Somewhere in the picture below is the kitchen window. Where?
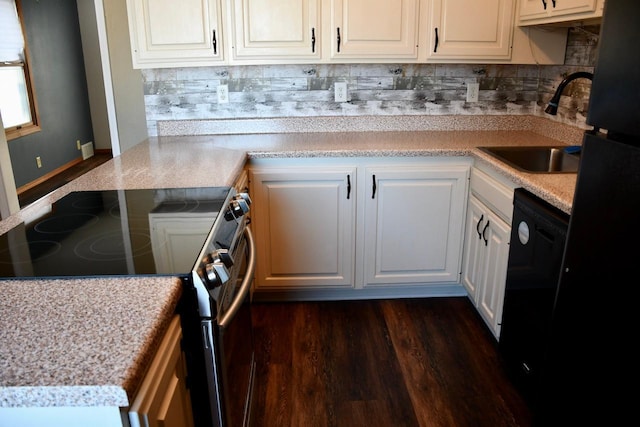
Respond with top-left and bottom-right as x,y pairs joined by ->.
0,0 -> 39,140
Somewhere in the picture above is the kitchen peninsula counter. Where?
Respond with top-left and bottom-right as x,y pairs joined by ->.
0,115 -> 582,411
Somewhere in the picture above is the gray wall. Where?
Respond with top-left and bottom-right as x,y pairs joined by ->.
142,27 -> 600,137
8,0 -> 94,189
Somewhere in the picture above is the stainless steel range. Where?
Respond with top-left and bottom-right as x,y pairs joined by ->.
0,186 -> 256,427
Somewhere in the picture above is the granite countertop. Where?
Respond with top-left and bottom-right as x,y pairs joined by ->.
0,115 -> 583,409
0,277 -> 182,408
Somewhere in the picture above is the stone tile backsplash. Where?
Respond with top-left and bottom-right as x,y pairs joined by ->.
142,27 -> 600,137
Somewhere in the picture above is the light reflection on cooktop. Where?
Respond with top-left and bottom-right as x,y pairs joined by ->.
0,187 -> 230,279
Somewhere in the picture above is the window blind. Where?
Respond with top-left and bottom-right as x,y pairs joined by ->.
0,0 -> 24,63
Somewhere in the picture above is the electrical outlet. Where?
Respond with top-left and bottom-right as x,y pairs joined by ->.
217,84 -> 229,104
466,83 -> 479,103
36,156 -> 42,168
76,140 -> 81,150
335,82 -> 347,102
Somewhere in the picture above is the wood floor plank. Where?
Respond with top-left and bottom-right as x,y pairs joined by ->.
319,300 -> 420,427
290,303 -> 329,427
381,298 -> 456,427
251,297 -> 533,427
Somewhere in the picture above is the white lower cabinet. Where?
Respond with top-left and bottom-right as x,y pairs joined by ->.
128,315 -> 194,427
462,195 -> 511,338
362,165 -> 469,287
249,164 -> 357,290
461,166 -> 516,339
248,157 -> 471,300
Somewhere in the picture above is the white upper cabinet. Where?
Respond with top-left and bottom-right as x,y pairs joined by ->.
329,0 -> 421,60
518,0 -> 604,25
230,0 -> 321,61
426,0 -> 516,61
126,0 -> 224,68
125,0 -> 569,66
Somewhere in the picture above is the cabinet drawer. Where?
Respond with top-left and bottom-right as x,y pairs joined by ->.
470,167 -> 516,223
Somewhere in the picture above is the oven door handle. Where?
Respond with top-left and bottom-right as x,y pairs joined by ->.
219,226 -> 256,328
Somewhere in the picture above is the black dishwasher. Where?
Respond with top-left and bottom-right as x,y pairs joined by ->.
498,188 -> 569,412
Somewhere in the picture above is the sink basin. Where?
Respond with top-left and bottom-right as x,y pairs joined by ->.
479,146 -> 580,173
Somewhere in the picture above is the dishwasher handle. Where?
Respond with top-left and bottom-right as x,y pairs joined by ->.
219,227 -> 256,328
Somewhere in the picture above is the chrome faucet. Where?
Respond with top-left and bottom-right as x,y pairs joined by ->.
544,71 -> 594,115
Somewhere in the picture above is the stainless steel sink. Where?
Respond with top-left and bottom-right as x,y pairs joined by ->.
479,146 -> 580,173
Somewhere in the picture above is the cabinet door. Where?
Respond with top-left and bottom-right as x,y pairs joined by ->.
231,0 -> 321,60
363,164 -> 469,286
126,0 -> 224,68
461,195 -> 486,302
249,167 -> 356,289
129,316 -> 195,427
519,0 -> 600,24
427,0 -> 515,60
475,203 -> 510,339
461,196 -> 510,339
330,0 -> 420,59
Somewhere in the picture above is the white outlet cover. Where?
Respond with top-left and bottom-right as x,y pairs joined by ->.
335,82 -> 347,102
466,83 -> 479,103
217,84 -> 229,104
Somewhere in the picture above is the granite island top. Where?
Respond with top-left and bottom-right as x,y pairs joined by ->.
0,116 -> 582,409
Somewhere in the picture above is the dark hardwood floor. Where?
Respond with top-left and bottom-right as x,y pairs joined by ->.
251,297 -> 533,427
17,152 -> 112,208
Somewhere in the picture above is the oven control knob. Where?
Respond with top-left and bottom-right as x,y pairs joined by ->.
205,261 -> 230,288
215,248 -> 234,268
236,192 -> 252,206
224,194 -> 251,220
203,249 -> 234,288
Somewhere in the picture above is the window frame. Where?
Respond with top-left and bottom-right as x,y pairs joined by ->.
2,0 -> 40,140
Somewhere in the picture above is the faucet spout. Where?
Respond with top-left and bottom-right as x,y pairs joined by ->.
544,71 -> 594,115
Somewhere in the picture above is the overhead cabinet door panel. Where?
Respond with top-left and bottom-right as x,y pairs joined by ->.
127,0 -> 224,67
428,0 -> 515,60
518,0 -> 600,24
231,0 -> 321,59
330,0 -> 420,59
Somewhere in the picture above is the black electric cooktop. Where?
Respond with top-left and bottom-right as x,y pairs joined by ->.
0,187 -> 231,280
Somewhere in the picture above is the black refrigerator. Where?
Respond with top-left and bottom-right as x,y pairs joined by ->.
537,0 -> 640,425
